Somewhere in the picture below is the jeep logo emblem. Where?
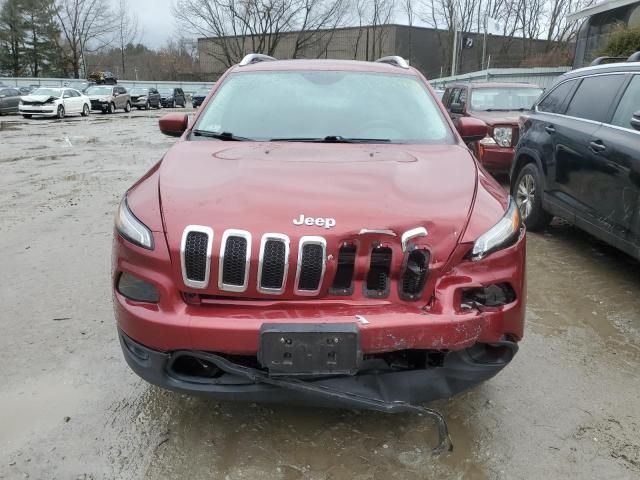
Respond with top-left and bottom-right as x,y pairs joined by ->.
293,214 -> 336,229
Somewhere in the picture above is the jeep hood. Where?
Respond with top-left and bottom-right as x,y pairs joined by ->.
158,141 -> 480,269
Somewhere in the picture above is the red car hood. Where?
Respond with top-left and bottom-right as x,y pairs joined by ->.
469,111 -> 521,127
159,141 -> 478,292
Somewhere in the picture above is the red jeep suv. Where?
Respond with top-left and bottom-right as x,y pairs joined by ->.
113,55 -> 525,413
442,82 -> 543,173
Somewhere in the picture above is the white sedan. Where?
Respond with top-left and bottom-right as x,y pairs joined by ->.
19,87 -> 91,119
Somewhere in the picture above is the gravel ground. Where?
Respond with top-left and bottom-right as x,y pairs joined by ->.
0,109 -> 639,480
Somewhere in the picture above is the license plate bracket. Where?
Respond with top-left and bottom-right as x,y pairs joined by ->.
258,323 -> 361,376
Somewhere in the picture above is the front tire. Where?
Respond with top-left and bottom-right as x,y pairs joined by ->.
125,101 -> 131,113
57,105 -> 65,119
108,102 -> 115,114
171,99 -> 176,108
513,163 -> 552,231
81,104 -> 90,117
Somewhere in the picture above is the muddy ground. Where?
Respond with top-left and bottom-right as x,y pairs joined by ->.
0,109 -> 639,480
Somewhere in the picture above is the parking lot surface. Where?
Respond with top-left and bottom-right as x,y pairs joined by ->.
1,110 -> 639,480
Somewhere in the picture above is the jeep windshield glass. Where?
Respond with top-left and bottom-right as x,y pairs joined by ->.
86,86 -> 113,95
470,87 -> 543,112
194,71 -> 453,144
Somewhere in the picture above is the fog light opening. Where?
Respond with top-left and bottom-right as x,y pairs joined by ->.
461,283 -> 516,310
171,355 -> 222,380
117,272 -> 160,303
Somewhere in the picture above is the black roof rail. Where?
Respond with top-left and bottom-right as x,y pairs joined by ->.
589,56 -> 626,66
239,53 -> 277,67
375,56 -> 410,69
627,51 -> 640,62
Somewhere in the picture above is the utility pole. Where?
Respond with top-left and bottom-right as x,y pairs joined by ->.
451,8 -> 458,76
482,15 -> 487,70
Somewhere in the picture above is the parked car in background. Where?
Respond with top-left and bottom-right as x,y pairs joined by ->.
443,83 -> 542,173
113,54 -> 525,421
159,87 -> 186,108
512,59 -> 640,260
85,85 -> 131,113
129,87 -> 161,110
191,87 -> 211,108
433,88 -> 445,100
0,87 -> 22,114
19,87 -> 90,119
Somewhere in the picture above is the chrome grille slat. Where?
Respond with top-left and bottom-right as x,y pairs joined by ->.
295,236 -> 326,296
257,233 -> 290,294
181,225 -> 214,289
218,229 -> 252,292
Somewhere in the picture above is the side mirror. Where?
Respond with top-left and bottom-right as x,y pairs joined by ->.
159,113 -> 188,137
456,117 -> 488,143
450,102 -> 464,114
631,111 -> 640,131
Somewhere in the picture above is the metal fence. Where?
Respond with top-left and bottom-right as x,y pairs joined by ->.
430,66 -> 572,90
0,77 -> 215,96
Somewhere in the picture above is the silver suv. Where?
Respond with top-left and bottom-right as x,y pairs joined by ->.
85,85 -> 131,114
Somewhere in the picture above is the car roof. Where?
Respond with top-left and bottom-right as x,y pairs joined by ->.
230,59 -> 418,76
561,61 -> 640,79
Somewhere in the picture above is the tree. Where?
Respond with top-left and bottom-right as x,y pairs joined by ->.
114,0 -> 138,76
21,0 -> 62,77
54,0 -> 115,78
0,0 -> 25,76
291,0 -> 348,59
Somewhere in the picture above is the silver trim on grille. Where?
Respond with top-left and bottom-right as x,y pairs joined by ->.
294,236 -> 327,296
180,225 -> 214,289
257,233 -> 290,295
218,229 -> 252,293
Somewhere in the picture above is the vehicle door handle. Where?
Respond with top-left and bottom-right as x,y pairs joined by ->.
544,125 -> 555,134
589,140 -> 607,153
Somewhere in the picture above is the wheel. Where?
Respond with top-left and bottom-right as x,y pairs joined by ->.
145,100 -> 150,110
108,102 -> 115,114
512,163 -> 552,231
22,114 -> 32,119
57,105 -> 65,119
171,99 -> 176,108
156,99 -> 162,109
124,101 -> 131,113
81,104 -> 90,117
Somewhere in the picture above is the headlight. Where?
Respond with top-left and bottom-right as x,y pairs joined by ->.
493,127 -> 512,147
19,100 -> 23,106
468,197 -> 521,261
115,197 -> 154,249
138,96 -> 147,101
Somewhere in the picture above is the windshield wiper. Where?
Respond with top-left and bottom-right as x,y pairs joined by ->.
271,135 -> 391,143
192,130 -> 253,141
483,108 -> 529,112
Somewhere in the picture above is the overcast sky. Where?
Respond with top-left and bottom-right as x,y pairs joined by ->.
129,0 -> 176,48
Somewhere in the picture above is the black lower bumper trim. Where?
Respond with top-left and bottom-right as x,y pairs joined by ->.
118,330 -> 517,408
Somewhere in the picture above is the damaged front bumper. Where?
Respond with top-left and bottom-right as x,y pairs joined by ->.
119,329 -> 517,407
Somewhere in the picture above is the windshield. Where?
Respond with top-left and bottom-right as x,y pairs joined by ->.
86,86 -> 113,95
194,71 -> 452,143
470,87 -> 543,111
130,88 -> 148,95
159,89 -> 173,95
32,88 -> 62,97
